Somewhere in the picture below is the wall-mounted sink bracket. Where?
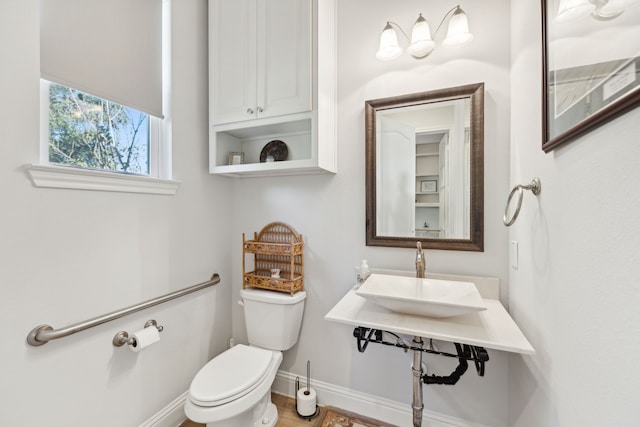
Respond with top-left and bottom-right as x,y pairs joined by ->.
353,327 -> 489,382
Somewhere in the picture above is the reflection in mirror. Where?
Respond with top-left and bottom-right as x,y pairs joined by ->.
541,0 -> 640,151
366,83 -> 484,251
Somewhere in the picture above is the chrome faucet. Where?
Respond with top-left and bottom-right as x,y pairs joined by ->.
416,242 -> 425,278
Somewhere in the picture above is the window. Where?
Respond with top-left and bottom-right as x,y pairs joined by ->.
45,81 -> 152,175
29,0 -> 177,195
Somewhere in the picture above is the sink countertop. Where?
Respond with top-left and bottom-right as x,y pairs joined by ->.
325,288 -> 535,355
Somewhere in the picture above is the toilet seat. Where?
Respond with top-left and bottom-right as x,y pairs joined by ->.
189,344 -> 273,407
185,348 -> 282,424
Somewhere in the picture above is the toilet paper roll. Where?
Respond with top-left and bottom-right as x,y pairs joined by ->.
296,388 -> 317,417
129,326 -> 160,352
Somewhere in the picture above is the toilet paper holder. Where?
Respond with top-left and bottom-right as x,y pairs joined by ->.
295,360 -> 319,419
113,319 -> 164,347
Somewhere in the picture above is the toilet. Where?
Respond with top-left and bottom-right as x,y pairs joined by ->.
184,288 -> 307,427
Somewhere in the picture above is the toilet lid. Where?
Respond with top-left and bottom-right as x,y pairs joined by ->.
189,344 -> 273,407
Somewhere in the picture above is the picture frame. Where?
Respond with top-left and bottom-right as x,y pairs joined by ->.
228,152 -> 244,165
541,0 -> 640,152
420,179 -> 437,193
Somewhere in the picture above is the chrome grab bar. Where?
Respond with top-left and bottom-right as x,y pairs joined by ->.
503,178 -> 541,227
27,273 -> 220,346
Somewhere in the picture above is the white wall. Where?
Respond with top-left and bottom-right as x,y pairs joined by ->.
8,1 -> 619,426
231,1 -> 514,425
509,1 -> 640,426
0,1 -> 232,426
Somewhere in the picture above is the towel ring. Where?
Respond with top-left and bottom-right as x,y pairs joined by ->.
503,178 -> 541,227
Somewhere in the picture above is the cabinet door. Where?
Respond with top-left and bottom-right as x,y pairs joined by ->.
256,0 -> 311,119
209,0 -> 257,125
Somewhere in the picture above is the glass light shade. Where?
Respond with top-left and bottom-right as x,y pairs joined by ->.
376,23 -> 402,61
598,0 -> 639,15
442,7 -> 474,46
555,0 -> 595,22
407,14 -> 436,58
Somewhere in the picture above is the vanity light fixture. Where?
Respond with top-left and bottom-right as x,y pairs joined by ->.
376,5 -> 473,61
555,0 -> 640,22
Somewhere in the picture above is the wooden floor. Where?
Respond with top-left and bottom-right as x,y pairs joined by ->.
180,392 -> 328,427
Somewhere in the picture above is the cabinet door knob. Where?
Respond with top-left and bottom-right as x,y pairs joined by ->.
246,108 -> 254,115
257,106 -> 264,113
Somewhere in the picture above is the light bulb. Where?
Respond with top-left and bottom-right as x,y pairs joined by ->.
443,7 -> 474,47
407,14 -> 436,58
376,22 -> 402,61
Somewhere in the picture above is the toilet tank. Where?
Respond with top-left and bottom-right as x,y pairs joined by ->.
240,288 -> 306,351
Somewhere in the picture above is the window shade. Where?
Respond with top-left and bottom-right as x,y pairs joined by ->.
40,0 -> 163,118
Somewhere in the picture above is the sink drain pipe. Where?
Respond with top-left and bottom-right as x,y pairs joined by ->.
411,336 -> 424,427
352,327 -> 488,427
412,340 -> 478,426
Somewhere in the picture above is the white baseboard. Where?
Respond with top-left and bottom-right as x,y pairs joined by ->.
272,370 -> 482,427
139,390 -> 188,427
140,370 -> 487,427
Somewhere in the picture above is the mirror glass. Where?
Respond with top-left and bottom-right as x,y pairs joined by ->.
365,83 -> 484,251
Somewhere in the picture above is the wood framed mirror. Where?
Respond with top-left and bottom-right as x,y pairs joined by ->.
365,83 -> 484,251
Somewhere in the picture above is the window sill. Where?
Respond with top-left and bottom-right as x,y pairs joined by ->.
25,164 -> 180,195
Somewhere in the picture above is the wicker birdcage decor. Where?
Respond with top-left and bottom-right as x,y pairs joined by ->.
242,222 -> 304,295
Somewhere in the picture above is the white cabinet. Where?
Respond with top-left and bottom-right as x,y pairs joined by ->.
209,0 -> 311,125
208,0 -> 336,177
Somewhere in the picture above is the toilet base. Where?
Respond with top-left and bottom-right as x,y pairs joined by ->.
204,393 -> 278,427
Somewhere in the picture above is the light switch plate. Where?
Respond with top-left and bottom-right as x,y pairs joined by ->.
510,240 -> 518,269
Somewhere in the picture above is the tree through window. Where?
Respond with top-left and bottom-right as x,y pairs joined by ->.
47,82 -> 150,175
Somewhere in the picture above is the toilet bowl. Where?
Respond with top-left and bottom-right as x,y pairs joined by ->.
185,288 -> 306,427
184,344 -> 282,427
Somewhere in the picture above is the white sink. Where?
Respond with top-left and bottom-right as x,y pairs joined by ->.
355,273 -> 487,318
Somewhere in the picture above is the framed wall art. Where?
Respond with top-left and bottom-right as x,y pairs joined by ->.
420,179 -> 438,193
541,0 -> 640,152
